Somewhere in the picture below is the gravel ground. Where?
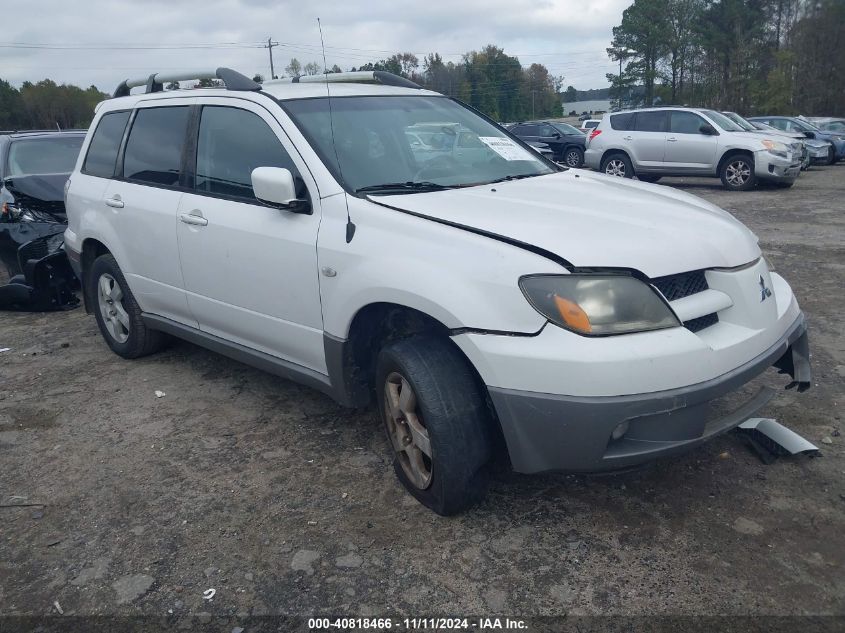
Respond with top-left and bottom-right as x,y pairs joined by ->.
1,165 -> 843,624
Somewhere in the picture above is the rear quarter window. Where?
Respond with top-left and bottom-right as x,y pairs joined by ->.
610,113 -> 634,131
82,111 -> 131,178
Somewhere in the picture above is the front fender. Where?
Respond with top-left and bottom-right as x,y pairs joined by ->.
317,194 -> 561,339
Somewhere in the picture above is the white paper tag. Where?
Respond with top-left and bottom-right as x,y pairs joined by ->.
479,136 -> 536,161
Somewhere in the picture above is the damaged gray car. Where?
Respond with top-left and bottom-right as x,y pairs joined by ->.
0,130 -> 83,310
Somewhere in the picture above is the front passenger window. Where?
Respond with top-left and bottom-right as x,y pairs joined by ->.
195,106 -> 304,201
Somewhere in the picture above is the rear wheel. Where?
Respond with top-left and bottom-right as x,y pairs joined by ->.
720,154 -> 757,191
90,254 -> 167,359
376,335 -> 493,516
601,153 -> 633,178
563,146 -> 584,168
826,146 -> 836,165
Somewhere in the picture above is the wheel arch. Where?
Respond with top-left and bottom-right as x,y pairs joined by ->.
81,237 -> 112,313
717,148 -> 755,177
600,148 -> 633,170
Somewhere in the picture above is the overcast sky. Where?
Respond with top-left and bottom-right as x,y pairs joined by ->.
2,0 -> 630,93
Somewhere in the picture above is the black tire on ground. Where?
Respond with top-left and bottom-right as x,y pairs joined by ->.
89,254 -> 167,359
637,174 -> 662,183
719,153 -> 757,191
375,334 -> 493,516
563,146 -> 584,168
601,152 -> 634,178
826,146 -> 836,165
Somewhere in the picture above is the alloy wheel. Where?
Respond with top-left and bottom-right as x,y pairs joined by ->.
726,160 -> 751,187
97,273 -> 130,343
565,150 -> 581,167
383,372 -> 433,490
605,159 -> 626,177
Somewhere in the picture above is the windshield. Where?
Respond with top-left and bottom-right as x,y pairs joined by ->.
552,122 -> 583,135
722,112 -> 756,132
791,118 -> 821,132
701,110 -> 744,132
6,137 -> 83,177
283,95 -> 554,193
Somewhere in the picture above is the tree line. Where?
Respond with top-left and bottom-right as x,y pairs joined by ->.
285,45 -> 564,121
0,79 -> 106,130
607,0 -> 845,115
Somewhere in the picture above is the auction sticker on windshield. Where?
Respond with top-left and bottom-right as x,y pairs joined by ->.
479,137 -> 536,161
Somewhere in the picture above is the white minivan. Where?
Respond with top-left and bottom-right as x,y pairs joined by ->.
64,69 -> 811,515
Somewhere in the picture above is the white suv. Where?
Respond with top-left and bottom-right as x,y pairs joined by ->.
584,107 -> 803,190
64,69 -> 811,515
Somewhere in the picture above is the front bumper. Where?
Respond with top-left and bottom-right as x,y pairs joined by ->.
755,152 -> 801,182
487,314 -> 810,474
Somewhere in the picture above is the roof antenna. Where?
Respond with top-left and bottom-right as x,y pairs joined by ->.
318,17 -> 355,243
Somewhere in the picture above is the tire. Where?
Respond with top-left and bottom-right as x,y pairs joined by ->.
826,146 -> 836,165
719,154 -> 757,191
637,174 -> 662,183
375,334 -> 493,516
563,146 -> 584,168
89,254 -> 167,359
601,152 -> 634,178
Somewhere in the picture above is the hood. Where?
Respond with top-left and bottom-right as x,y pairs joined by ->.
374,171 -> 760,278
3,174 -> 69,221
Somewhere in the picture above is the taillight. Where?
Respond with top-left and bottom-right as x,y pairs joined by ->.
589,129 -> 602,142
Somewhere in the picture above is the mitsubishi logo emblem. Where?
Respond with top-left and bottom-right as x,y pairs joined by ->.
759,275 -> 772,302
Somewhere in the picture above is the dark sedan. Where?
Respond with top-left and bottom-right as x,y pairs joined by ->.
507,120 -> 586,167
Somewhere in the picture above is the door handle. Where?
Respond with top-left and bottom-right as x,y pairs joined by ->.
180,211 -> 208,226
623,135 -> 633,141
104,195 -> 124,208
667,137 -> 678,142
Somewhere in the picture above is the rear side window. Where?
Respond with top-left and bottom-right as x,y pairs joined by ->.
670,111 -> 706,134
122,106 -> 190,186
610,113 -> 634,130
82,111 -> 130,178
634,111 -> 668,132
195,106 -> 304,201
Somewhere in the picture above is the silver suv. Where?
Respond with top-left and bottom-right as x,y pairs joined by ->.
584,107 -> 802,191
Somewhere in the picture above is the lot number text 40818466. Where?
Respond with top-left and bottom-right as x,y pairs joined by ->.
308,617 -> 528,630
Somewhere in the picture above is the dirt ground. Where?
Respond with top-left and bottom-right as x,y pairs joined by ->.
1,165 -> 843,624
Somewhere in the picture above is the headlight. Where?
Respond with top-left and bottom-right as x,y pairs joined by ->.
1,201 -> 22,221
519,274 -> 680,336
761,139 -> 788,158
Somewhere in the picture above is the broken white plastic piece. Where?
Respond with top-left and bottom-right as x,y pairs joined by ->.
154,390 -> 166,398
738,418 -> 819,455
203,588 -> 216,600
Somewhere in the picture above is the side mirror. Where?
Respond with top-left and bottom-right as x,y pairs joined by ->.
251,167 -> 311,214
699,123 -> 718,136
552,132 -> 562,139
804,131 -> 815,139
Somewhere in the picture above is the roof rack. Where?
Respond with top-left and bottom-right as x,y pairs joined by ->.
113,67 -> 261,98
264,70 -> 421,90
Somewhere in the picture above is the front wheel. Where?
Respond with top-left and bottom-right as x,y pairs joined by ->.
601,153 -> 634,178
826,146 -> 837,165
563,146 -> 584,168
720,154 -> 757,191
376,335 -> 493,516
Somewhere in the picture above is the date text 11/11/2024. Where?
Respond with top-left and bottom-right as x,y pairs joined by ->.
308,617 -> 529,630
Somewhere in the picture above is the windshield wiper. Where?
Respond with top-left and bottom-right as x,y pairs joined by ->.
485,173 -> 541,185
355,181 -> 452,195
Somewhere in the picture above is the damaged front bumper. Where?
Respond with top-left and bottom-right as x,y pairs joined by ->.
488,314 -> 811,474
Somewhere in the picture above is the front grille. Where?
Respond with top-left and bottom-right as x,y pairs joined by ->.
18,239 -> 49,264
684,312 -> 719,333
652,270 -> 708,302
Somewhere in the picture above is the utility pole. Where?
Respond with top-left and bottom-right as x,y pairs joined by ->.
532,90 -> 535,119
264,38 -> 279,79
